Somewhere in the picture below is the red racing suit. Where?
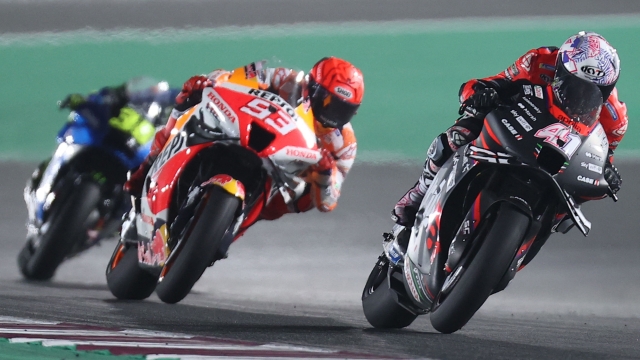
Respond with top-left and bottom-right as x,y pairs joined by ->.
459,46 -> 628,154
146,66 -> 357,230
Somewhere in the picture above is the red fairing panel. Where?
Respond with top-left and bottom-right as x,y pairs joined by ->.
147,143 -> 210,216
214,85 -> 316,156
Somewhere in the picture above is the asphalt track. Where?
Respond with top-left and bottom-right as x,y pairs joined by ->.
1,1 -> 640,359
1,160 -> 640,359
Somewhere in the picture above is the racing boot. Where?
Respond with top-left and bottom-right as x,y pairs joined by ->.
391,131 -> 460,226
383,224 -> 411,265
120,208 -> 138,243
391,158 -> 438,226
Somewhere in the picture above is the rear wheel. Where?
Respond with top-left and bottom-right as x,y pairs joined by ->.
106,243 -> 159,300
155,187 -> 240,304
362,254 -> 419,328
429,202 -> 530,333
18,181 -> 101,281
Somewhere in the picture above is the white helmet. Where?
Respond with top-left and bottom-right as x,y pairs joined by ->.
556,31 -> 620,100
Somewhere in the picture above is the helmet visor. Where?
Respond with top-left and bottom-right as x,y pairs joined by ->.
553,63 -> 603,127
309,84 -> 359,129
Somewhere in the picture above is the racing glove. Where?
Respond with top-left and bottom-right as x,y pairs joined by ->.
604,161 -> 622,195
59,93 -> 86,110
458,88 -> 499,117
175,75 -> 212,112
313,148 -> 336,175
124,159 -> 153,198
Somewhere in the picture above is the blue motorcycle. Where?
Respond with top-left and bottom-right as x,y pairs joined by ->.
19,78 -> 177,280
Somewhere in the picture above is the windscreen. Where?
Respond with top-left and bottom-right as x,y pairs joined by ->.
552,63 -> 603,127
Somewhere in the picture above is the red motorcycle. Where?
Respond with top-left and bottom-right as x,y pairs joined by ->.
106,68 -> 320,304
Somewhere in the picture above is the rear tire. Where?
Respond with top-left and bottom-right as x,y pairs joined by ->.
18,181 -> 101,281
362,255 -> 419,328
429,203 -> 530,333
106,243 -> 159,300
155,187 -> 240,304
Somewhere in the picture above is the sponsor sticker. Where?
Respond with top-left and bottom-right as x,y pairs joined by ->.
523,85 -> 532,95
515,116 -> 533,132
501,118 -> 521,139
207,91 -> 238,123
585,151 -> 603,162
588,163 -> 603,174
285,146 -> 319,160
581,65 -> 605,80
244,63 -> 258,79
509,63 -> 520,77
577,175 -> 599,186
404,260 -> 421,302
522,97 -> 542,114
334,86 -> 353,99
580,162 -> 602,174
540,63 -> 556,71
534,85 -> 544,99
605,102 -> 619,121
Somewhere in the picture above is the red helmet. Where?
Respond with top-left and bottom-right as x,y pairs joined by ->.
307,57 -> 364,129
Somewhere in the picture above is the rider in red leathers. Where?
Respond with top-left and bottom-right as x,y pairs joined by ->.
392,31 -> 627,227
123,57 -> 364,238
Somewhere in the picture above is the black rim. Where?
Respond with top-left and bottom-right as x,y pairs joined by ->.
431,211 -> 495,312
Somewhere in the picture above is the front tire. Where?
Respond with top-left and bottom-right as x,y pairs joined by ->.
106,243 -> 159,300
362,254 -> 419,328
429,202 -> 530,333
155,187 -> 240,304
18,181 -> 101,281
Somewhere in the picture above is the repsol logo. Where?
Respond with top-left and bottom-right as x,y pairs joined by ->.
581,65 -> 605,79
335,86 -> 353,99
247,88 -> 296,117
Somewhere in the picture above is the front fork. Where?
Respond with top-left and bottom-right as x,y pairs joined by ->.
133,174 -> 247,274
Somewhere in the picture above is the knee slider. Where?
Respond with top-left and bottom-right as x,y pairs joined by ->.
427,133 -> 453,168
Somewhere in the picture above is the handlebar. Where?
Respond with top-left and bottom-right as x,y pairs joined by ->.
608,186 -> 618,202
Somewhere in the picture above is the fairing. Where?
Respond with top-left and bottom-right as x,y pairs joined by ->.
401,81 -> 609,310
136,81 -> 320,268
25,109 -> 151,226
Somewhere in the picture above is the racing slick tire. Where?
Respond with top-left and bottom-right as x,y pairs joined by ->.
429,202 -> 530,334
18,181 -> 101,281
362,254 -> 419,328
155,186 -> 240,304
106,242 -> 159,300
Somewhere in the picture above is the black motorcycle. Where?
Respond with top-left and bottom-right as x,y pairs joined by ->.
362,81 -> 616,333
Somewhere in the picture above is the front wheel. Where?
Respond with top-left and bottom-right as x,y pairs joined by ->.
429,202 -> 530,334
362,254 -> 419,328
18,181 -> 101,280
155,187 -> 240,304
106,243 -> 159,300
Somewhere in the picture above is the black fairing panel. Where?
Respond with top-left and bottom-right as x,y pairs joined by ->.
481,87 -> 608,200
